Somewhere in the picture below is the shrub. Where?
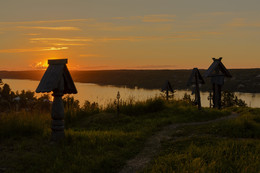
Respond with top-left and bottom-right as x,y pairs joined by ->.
105,98 -> 166,116
221,91 -> 247,108
82,101 -> 100,114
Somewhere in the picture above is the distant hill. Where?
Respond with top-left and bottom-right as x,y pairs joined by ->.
0,69 -> 260,93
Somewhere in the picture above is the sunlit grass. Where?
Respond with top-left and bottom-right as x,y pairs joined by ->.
0,111 -> 50,139
143,137 -> 260,173
0,98 -> 248,173
142,107 -> 260,173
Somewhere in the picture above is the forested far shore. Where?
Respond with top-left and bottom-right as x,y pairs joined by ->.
0,69 -> 260,93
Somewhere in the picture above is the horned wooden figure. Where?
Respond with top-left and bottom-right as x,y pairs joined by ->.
187,68 -> 205,110
161,80 -> 174,101
36,59 -> 77,141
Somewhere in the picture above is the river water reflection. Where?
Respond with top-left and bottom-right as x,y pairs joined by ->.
3,79 -> 260,108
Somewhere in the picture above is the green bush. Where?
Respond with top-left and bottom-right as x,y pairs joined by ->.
222,91 -> 247,108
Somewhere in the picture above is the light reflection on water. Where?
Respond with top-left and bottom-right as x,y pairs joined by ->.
3,79 -> 260,108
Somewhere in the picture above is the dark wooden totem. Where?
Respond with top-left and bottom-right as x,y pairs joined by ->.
204,58 -> 232,109
36,59 -> 77,141
187,68 -> 205,110
161,80 -> 174,101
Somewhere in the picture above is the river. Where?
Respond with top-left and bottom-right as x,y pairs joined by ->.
3,79 -> 260,108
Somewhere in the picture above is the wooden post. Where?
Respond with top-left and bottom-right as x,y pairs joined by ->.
161,80 -> 174,101
187,68 -> 205,110
51,79 -> 65,141
212,84 -> 216,108
204,57 -> 232,109
117,91 -> 120,116
195,72 -> 202,110
215,84 -> 219,108
117,99 -> 119,116
166,89 -> 169,101
209,91 -> 212,108
36,59 -> 77,142
212,83 -> 222,109
51,92 -> 65,141
217,84 -> 222,109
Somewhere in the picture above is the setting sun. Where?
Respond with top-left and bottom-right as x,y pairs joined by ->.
34,60 -> 48,70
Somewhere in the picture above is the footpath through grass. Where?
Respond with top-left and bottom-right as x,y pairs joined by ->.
142,107 -> 260,173
0,99 -> 231,173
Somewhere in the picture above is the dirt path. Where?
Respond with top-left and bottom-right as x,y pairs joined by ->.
119,112 -> 239,173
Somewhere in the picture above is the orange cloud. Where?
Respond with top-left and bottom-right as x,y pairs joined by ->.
205,31 -> 223,35
52,43 -> 87,46
111,17 -> 127,20
111,14 -> 176,23
99,36 -> 145,42
0,19 -> 94,25
127,65 -> 178,69
0,47 -> 68,53
79,54 -> 101,57
18,26 -> 81,31
228,18 -> 247,27
209,12 -> 234,16
30,35 -> 201,44
228,18 -> 260,28
142,14 -> 176,23
24,33 -> 41,36
42,47 -> 68,51
86,22 -> 136,31
30,38 -> 93,42
195,12 -> 234,17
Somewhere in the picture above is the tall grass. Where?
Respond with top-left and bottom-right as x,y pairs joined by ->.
142,107 -> 260,173
0,98 -> 235,173
209,108 -> 260,138
143,137 -> 260,173
104,97 -> 165,116
41,129 -> 144,173
0,111 -> 50,139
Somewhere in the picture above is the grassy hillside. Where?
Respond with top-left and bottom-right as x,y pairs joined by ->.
142,107 -> 260,173
0,99 -> 259,172
1,69 -> 260,92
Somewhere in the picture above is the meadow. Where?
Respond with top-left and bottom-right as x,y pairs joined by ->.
0,92 -> 259,172
142,107 -> 260,173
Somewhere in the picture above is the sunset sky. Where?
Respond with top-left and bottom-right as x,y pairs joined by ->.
0,0 -> 260,70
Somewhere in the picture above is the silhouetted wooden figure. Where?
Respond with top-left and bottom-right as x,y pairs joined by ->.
161,80 -> 174,100
208,91 -> 213,108
116,91 -> 120,116
204,58 -> 232,109
187,68 -> 205,110
36,59 -> 77,141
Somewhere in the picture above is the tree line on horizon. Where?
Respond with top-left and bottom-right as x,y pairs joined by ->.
0,82 -> 246,114
0,69 -> 260,93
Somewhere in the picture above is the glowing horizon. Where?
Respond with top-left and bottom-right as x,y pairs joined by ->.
0,0 -> 260,71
